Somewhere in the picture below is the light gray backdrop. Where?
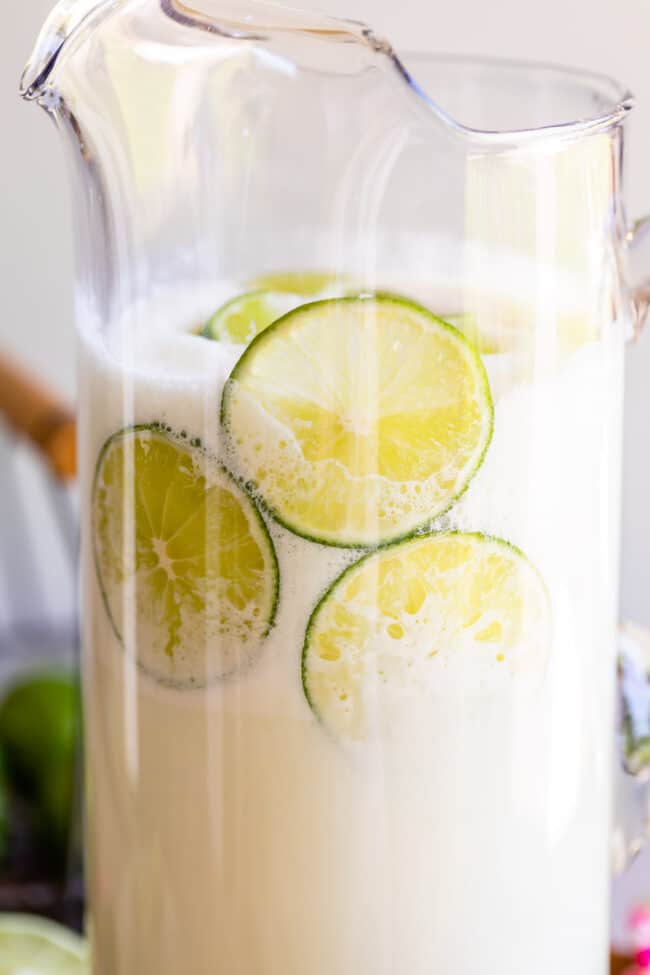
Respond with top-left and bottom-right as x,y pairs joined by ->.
3,0 -> 650,951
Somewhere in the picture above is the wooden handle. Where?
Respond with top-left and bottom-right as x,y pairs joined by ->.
0,352 -> 76,481
611,951 -> 633,974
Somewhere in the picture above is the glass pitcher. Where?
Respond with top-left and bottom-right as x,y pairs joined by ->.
21,1 -> 650,972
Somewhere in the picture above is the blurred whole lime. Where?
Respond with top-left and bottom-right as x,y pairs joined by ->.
0,671 -> 79,861
0,752 -> 8,864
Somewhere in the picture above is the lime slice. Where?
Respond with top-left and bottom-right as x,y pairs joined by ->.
222,295 -> 493,547
458,298 -> 596,357
203,290 -> 298,344
248,270 -> 345,296
0,914 -> 87,973
303,532 -> 550,739
93,426 -> 278,687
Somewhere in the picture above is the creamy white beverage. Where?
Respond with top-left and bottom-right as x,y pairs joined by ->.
79,270 -> 622,975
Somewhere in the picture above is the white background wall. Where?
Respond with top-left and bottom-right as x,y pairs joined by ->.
3,0 -> 650,950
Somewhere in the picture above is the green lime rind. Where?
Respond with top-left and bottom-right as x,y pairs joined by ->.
92,423 -> 279,688
0,913 -> 88,972
301,530 -> 550,736
202,290 -> 297,345
221,294 -> 494,549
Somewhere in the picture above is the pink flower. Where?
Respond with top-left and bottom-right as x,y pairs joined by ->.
625,905 -> 650,971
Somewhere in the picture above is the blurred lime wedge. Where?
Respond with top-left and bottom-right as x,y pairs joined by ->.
0,752 -> 8,865
203,290 -> 297,344
0,672 -> 78,859
0,914 -> 87,973
0,673 -> 77,791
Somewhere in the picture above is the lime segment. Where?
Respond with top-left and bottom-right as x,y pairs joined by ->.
222,295 -> 493,547
93,426 -> 278,686
0,914 -> 87,974
247,270 -> 346,296
203,290 -> 298,345
303,532 -> 550,739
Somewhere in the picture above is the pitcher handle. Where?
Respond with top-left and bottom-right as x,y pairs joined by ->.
613,214 -> 650,873
625,215 -> 650,339
614,622 -> 650,872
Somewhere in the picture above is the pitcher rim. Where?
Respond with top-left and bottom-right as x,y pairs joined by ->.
394,50 -> 634,144
21,0 -> 634,145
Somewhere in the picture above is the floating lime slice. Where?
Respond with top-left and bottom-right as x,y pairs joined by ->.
0,914 -> 87,974
203,290 -> 298,345
222,295 -> 493,547
93,426 -> 278,687
247,270 -> 346,296
450,300 -> 596,356
303,531 -> 550,739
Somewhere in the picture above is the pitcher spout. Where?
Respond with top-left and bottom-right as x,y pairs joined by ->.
20,0 -> 118,101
